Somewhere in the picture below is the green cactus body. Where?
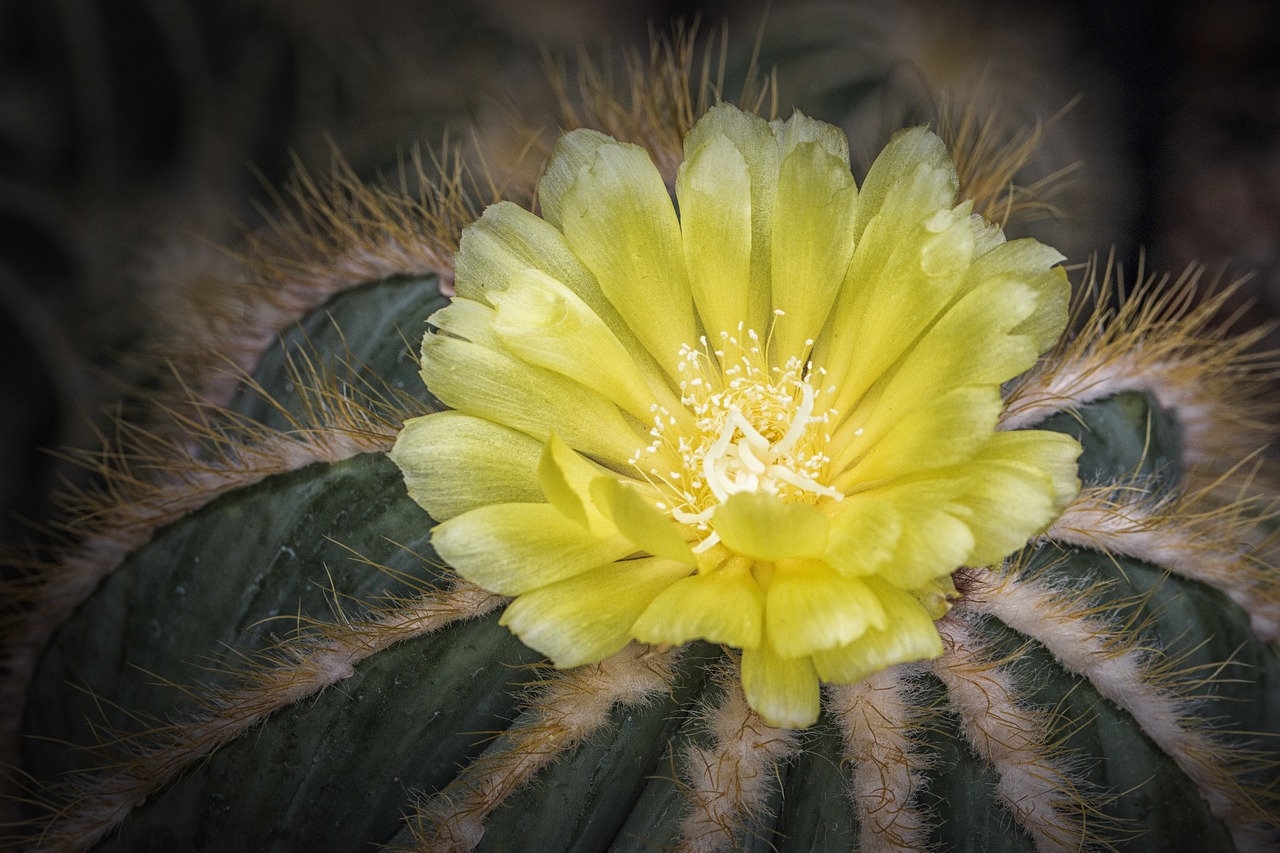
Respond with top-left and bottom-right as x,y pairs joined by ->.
6,30 -> 1280,851
13,262 -> 1280,851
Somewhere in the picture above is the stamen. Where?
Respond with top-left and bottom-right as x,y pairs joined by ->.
693,531 -> 722,554
634,330 -> 845,550
772,383 -> 815,456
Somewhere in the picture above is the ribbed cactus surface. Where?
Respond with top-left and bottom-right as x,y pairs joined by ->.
5,23 -> 1280,851
16,265 -> 1280,851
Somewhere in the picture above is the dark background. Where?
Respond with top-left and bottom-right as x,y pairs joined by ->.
1,0 -> 1277,548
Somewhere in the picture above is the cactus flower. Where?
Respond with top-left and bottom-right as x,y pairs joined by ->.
391,103 -> 1082,728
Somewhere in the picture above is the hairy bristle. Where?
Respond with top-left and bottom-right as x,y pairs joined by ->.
397,644 -> 677,852
547,22 -> 776,190
1049,485 -> 1280,642
933,613 -> 1106,851
1001,255 -> 1280,499
12,580 -> 502,852
676,668 -> 801,853
0,339 -> 432,799
131,142 -> 484,425
974,565 -> 1280,849
940,88 -> 1079,228
243,141 -> 487,292
827,666 -> 934,852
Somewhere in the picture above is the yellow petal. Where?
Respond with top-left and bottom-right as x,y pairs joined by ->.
769,139 -> 858,360
420,331 -> 657,470
966,238 -> 1069,354
764,559 -> 888,658
863,276 -> 1042,418
874,480 -> 976,587
536,128 -> 614,229
590,477 -> 697,565
958,430 -> 1081,566
500,557 -> 692,668
537,433 -> 617,537
815,129 -> 978,414
853,126 -> 958,238
891,509 -> 974,587
426,297 -> 502,348
676,131 -> 753,341
557,139 -> 699,376
712,491 -> 829,562
914,574 -> 960,620
490,269 -> 660,420
631,557 -> 764,648
432,503 -> 635,595
834,478 -> 974,587
740,638 -> 821,728
390,412 -> 543,521
454,200 -> 680,410
823,207 -> 984,412
833,386 -> 1002,487
683,103 -> 779,335
810,578 -> 944,683
455,200 -> 600,312
822,498 -> 902,576
772,109 -> 851,163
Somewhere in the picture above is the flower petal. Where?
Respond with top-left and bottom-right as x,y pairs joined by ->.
914,573 -> 960,620
740,638 -> 821,728
683,103 -> 780,335
420,331 -> 655,469
500,557 -> 692,668
432,503 -> 635,595
590,477 -> 697,565
810,578 -> 944,683
822,205 -> 986,414
676,130 -> 754,340
537,432 -> 617,536
966,238 -> 1069,354
772,109 -> 851,162
769,139 -> 858,359
455,200 -> 600,312
833,386 -> 1003,487
490,269 -> 661,420
822,498 -> 903,576
765,559 -> 888,658
864,276 -> 1042,417
853,126 -> 958,238
815,128 -> 983,413
427,296 -> 502,348
391,412 -> 544,521
712,491 -> 829,562
557,139 -> 699,376
892,513 -> 974,587
959,430 -> 1082,566
830,477 -> 974,588
536,128 -> 614,230
631,557 -> 763,648
454,200 -> 679,407
873,480 -> 976,587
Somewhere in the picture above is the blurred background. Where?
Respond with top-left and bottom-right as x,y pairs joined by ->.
1,0 -> 1277,548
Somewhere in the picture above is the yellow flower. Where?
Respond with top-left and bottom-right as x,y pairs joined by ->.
391,103 -> 1081,728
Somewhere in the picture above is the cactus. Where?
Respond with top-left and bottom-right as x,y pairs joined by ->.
5,28 -> 1280,853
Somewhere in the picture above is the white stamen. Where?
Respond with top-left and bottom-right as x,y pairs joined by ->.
692,531 -> 722,554
634,329 -> 844,552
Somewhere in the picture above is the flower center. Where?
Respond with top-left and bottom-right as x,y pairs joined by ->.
633,323 -> 842,551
